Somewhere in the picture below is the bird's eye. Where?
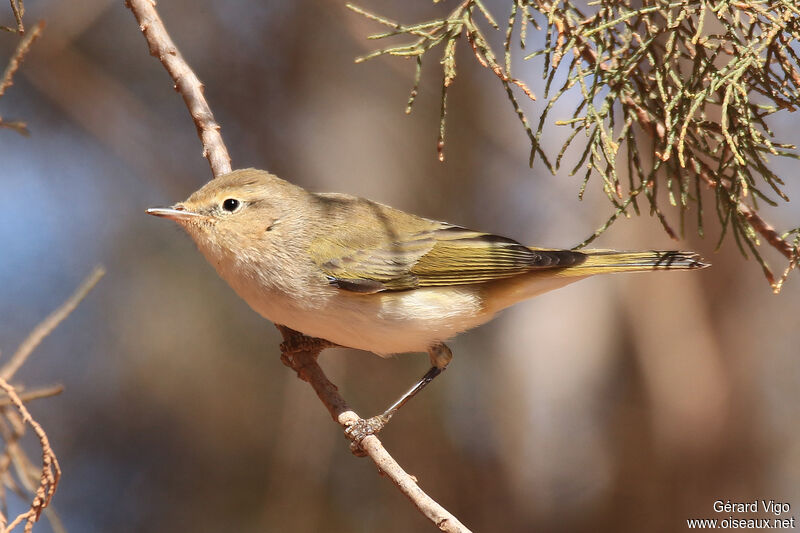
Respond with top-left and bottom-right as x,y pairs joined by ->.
222,198 -> 240,212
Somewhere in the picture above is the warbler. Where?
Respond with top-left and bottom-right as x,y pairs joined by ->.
148,168 -> 708,434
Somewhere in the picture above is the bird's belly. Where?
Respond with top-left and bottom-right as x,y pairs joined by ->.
243,286 -> 489,355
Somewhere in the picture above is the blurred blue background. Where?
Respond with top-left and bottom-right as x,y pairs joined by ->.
1,1 -> 798,531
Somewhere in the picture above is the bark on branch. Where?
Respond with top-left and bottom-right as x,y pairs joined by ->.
276,326 -> 471,533
126,0 -> 231,177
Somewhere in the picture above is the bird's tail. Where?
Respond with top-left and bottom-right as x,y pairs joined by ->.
562,249 -> 709,276
482,248 -> 709,315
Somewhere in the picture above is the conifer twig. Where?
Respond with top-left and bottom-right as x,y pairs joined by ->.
349,0 -> 800,291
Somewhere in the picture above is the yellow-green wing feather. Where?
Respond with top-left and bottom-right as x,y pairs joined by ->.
308,195 -> 440,291
308,195 -> 585,293
409,227 -> 584,286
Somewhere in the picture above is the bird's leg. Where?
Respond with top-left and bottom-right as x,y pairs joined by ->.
345,342 -> 453,443
276,325 -> 339,379
278,325 -> 337,355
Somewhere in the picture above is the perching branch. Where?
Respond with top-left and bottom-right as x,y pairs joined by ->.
125,3 -> 471,531
276,327 -> 471,533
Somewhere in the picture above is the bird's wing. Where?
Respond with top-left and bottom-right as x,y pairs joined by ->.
310,208 -> 585,293
311,221 -> 436,292
408,226 -> 584,286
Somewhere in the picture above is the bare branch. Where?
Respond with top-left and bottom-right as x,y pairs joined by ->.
126,0 -> 232,178
0,266 -> 105,381
0,18 -> 42,136
0,19 -> 41,98
10,0 -> 23,34
0,385 -> 64,409
276,327 -> 472,533
1,0 -> 24,34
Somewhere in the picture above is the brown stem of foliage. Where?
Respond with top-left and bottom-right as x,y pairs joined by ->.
126,0 -> 231,177
126,3 -> 470,530
737,203 -> 795,260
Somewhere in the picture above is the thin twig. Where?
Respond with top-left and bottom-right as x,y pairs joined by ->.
0,266 -> 105,381
125,0 -> 232,178
127,3 -> 470,530
0,118 -> 28,135
0,378 -> 60,533
276,326 -> 471,533
0,19 -> 43,98
0,385 -> 64,408
4,0 -> 24,34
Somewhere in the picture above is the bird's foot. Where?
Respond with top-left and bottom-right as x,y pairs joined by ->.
345,414 -> 390,455
277,326 -> 337,356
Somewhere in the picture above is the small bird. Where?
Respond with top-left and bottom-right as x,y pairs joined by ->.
148,168 -> 708,435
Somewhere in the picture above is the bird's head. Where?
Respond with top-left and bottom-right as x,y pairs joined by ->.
147,168 -> 306,265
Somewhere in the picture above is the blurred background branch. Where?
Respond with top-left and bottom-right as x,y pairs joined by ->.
0,268 -> 104,382
1,5 -> 92,530
0,376 -> 59,533
0,11 -> 42,136
0,266 -> 103,533
349,0 -> 800,291
0,0 -> 24,34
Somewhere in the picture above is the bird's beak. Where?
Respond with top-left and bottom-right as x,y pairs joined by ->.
146,205 -> 205,222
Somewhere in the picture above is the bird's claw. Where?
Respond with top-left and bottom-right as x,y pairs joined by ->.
345,415 -> 389,455
278,327 -> 336,355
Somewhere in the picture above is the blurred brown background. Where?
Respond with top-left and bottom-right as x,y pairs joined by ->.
1,1 -> 798,532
